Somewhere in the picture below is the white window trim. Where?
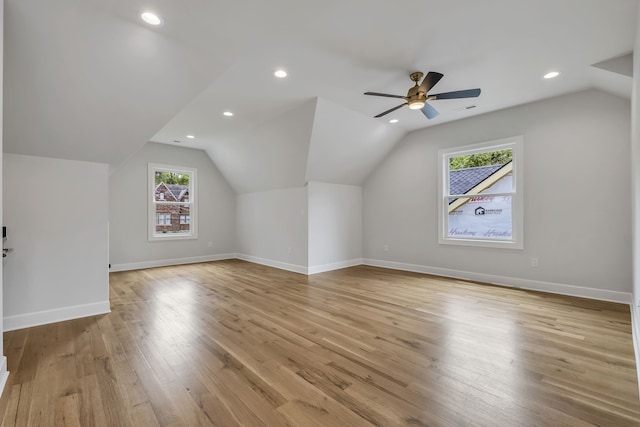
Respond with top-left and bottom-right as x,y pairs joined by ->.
437,136 -> 523,249
148,163 -> 198,241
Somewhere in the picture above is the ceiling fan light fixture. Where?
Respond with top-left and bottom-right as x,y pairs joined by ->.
408,101 -> 425,110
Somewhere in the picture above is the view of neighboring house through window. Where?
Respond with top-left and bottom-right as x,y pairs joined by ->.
148,163 -> 197,241
438,136 -> 523,249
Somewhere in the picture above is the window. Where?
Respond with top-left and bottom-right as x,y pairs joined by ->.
438,136 -> 523,249
149,163 -> 197,241
156,213 -> 171,225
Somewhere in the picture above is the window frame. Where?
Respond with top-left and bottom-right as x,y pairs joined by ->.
148,163 -> 198,241
437,136 -> 523,249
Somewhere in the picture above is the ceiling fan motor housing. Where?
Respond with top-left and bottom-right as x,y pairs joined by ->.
364,70 -> 481,119
407,85 -> 427,107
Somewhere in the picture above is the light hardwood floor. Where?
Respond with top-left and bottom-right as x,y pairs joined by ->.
1,260 -> 639,426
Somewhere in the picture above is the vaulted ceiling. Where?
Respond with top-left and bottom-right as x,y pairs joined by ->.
3,0 -> 637,193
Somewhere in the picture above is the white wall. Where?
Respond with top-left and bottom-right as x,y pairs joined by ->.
364,89 -> 632,302
308,182 -> 362,273
0,0 -> 7,396
237,187 -> 308,273
109,142 -> 236,270
3,154 -> 110,331
631,4 -> 640,381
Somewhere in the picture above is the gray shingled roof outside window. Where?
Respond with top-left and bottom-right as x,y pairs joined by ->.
166,184 -> 189,201
449,164 -> 507,196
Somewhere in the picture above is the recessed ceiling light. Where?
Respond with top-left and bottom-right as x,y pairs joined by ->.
389,119 -> 399,123
140,12 -> 163,26
223,111 -> 234,117
274,70 -> 288,78
544,71 -> 560,79
186,135 -> 195,139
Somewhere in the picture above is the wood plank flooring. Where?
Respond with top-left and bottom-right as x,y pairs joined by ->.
1,259 -> 639,426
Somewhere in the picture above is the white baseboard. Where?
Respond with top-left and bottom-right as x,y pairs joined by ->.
362,258 -> 633,304
631,301 -> 640,396
3,300 -> 111,332
0,356 -> 8,398
236,253 -> 308,275
236,254 -> 364,275
109,253 -> 236,272
308,258 -> 363,275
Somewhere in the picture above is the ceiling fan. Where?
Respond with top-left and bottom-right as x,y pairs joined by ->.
364,71 -> 481,119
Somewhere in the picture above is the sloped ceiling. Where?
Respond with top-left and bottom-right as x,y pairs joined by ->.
306,98 -> 406,185
204,99 -> 317,194
3,0 -> 236,166
589,53 -> 634,100
3,0 -> 638,193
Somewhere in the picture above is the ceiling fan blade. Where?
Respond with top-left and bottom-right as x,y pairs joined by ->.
374,103 -> 407,118
364,92 -> 407,99
431,88 -> 481,100
422,102 -> 440,119
419,72 -> 444,93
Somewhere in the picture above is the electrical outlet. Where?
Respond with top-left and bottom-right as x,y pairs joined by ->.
530,257 -> 539,267
383,244 -> 389,252
207,241 -> 213,248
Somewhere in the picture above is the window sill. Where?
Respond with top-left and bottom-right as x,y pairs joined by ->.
439,238 -> 523,250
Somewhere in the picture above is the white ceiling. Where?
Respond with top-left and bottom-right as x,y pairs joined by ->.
3,0 -> 637,192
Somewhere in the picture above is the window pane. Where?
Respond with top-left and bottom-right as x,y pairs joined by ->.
447,196 -> 513,240
439,136 -> 522,248
449,148 -> 512,171
448,149 -> 513,195
154,171 -> 191,202
155,204 -> 191,235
